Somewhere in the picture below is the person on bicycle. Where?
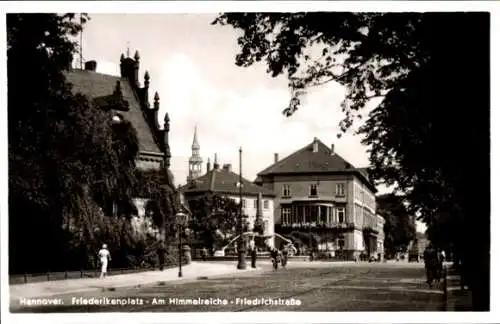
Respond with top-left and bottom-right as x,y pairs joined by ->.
270,247 -> 280,270
280,243 -> 290,268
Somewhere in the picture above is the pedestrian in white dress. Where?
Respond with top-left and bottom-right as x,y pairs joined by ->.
98,244 -> 111,279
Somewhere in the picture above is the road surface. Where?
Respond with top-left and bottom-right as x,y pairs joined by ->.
12,262 -> 445,312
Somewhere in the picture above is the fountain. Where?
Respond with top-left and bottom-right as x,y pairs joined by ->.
213,232 -> 297,257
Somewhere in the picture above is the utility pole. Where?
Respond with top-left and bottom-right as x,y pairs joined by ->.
309,223 -> 313,261
237,147 -> 247,269
79,13 -> 84,69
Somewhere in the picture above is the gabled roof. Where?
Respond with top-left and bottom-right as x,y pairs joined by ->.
180,168 -> 275,197
257,139 -> 354,175
65,69 -> 162,154
257,138 -> 376,192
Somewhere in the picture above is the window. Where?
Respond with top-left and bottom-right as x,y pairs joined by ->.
253,199 -> 258,209
336,183 -> 345,196
242,199 -> 246,208
338,238 -> 345,249
281,206 -> 291,224
337,207 -> 345,223
282,184 -> 291,197
309,184 -> 318,196
263,200 -> 269,210
320,206 -> 328,223
291,206 -> 298,224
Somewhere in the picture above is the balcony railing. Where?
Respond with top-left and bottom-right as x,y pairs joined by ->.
279,222 -> 354,229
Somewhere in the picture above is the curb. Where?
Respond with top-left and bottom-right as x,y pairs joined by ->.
11,265 -> 268,299
443,266 -> 472,311
101,267 -> 265,291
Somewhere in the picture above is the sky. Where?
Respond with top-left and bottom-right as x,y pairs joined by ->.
77,13 -> 425,232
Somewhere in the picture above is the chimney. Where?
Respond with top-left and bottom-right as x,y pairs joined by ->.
206,158 -> 211,173
222,163 -> 232,172
213,153 -> 220,170
312,137 -> 319,153
84,60 -> 97,72
274,153 -> 279,164
330,144 -> 335,156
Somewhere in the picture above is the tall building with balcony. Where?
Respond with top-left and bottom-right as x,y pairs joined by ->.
255,137 -> 379,260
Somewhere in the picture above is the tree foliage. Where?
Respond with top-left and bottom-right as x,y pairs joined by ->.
7,13 -> 147,273
136,169 -> 178,242
187,193 -> 239,253
376,194 -> 416,257
214,12 -> 489,310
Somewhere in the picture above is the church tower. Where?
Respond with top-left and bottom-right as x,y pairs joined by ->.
187,126 -> 203,182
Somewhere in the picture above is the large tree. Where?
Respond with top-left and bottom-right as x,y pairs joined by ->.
8,14 -> 141,273
213,12 -> 489,310
137,169 -> 178,243
376,194 -> 416,258
187,193 -> 239,254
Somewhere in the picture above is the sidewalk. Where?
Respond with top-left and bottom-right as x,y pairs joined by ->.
10,261 -> 264,301
444,266 -> 473,311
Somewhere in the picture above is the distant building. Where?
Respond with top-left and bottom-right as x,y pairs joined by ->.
180,155 -> 276,248
408,232 -> 429,261
376,214 -> 385,260
65,50 -> 175,234
255,137 -> 380,260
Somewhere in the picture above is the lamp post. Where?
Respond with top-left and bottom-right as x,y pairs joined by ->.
176,212 -> 188,277
237,147 -> 247,270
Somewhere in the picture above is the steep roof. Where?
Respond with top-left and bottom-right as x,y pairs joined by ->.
65,69 -> 162,154
180,168 -> 275,197
257,138 -> 375,192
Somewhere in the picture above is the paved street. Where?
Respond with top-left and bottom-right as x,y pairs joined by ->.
11,261 -> 446,312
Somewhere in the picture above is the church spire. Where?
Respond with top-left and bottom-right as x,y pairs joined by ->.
187,125 -> 203,182
192,125 -> 200,150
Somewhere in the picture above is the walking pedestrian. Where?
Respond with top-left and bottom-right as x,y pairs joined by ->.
436,249 -> 446,279
157,241 -> 166,271
270,247 -> 280,270
98,244 -> 111,279
423,243 -> 438,287
201,247 -> 208,261
250,240 -> 257,268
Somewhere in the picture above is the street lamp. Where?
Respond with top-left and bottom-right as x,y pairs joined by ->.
237,147 -> 247,270
176,212 -> 188,277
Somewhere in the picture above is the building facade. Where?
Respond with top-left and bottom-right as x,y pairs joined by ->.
180,158 -> 276,248
255,137 -> 380,260
65,50 -> 176,233
376,214 -> 385,260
